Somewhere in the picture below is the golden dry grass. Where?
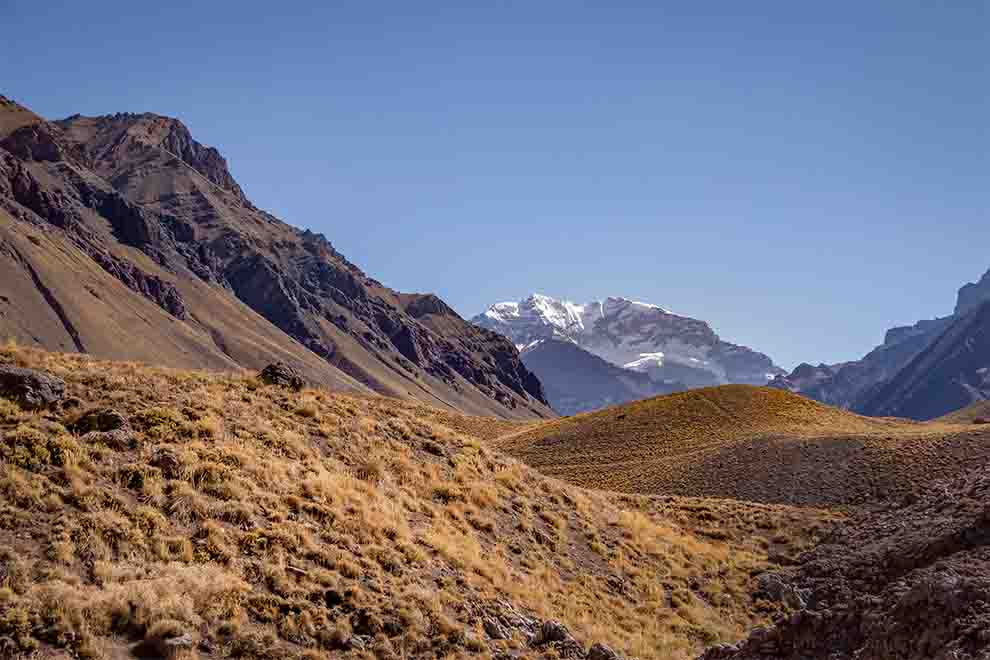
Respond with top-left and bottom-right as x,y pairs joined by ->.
497,385 -> 990,506
938,399 -> 990,424
0,345 -> 838,659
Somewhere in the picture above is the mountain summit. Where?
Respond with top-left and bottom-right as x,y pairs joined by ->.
472,293 -> 782,413
0,96 -> 549,418
475,293 -> 782,387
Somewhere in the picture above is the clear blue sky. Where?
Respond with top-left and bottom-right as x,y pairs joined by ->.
5,1 -> 987,369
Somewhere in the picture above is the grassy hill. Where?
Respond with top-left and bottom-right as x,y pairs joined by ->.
938,399 -> 990,424
0,345 -> 839,659
497,385 -> 990,506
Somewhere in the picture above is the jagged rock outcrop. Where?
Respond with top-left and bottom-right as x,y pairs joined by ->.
957,268 -> 990,316
0,96 -> 550,419
699,461 -> 990,660
0,366 -> 65,409
259,362 -> 306,391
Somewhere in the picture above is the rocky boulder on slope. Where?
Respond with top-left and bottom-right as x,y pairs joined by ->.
0,366 -> 65,409
700,461 -> 990,660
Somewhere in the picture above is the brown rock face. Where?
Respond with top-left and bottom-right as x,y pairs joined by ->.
259,362 -> 306,391
700,461 -> 990,660
0,366 -> 66,409
0,97 -> 549,418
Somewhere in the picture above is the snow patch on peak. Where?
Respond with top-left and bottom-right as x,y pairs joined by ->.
484,301 -> 520,322
603,296 -> 672,315
623,352 -> 665,371
517,339 -> 545,354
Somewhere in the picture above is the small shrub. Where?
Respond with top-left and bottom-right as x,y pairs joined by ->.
0,398 -> 21,423
432,482 -> 464,504
133,407 -> 183,439
295,401 -> 319,419
354,458 -> 385,483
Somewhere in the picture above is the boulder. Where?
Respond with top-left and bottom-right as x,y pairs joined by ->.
150,447 -> 182,479
259,362 -> 305,391
533,620 -> 570,645
588,643 -> 624,660
756,572 -> 808,610
0,366 -> 66,409
82,429 -> 137,451
482,616 -> 511,640
71,408 -> 128,433
134,630 -> 196,659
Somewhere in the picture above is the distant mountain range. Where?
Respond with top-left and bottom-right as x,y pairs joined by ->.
0,95 -> 550,419
3,93 -> 986,425
472,294 -> 783,414
770,268 -> 990,420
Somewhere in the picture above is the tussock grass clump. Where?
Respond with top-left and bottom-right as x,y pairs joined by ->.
0,346 -> 838,659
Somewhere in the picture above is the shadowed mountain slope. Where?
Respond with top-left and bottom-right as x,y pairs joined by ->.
859,301 -> 990,420
0,95 -> 549,418
771,267 -> 990,415
519,339 -> 685,415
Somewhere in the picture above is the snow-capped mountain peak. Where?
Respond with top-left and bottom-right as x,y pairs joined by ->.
485,293 -> 591,338
473,293 -> 783,388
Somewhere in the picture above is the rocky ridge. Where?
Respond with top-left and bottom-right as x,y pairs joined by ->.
770,267 -> 990,417
859,300 -> 990,420
0,95 -> 548,418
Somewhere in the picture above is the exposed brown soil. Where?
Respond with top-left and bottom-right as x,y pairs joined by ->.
497,385 -> 990,506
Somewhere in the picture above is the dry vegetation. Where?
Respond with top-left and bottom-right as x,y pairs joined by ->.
938,399 -> 990,424
0,345 -> 839,659
497,385 -> 990,506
